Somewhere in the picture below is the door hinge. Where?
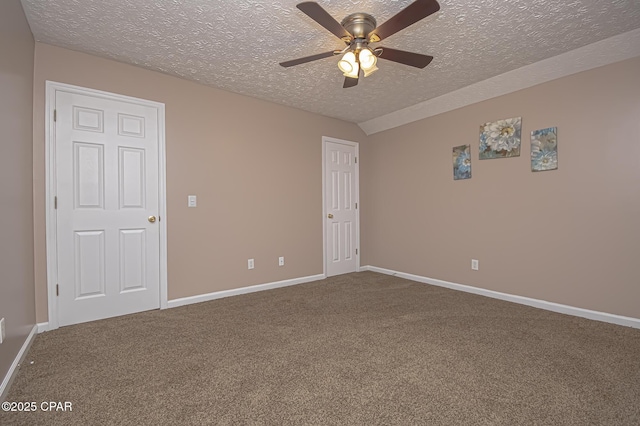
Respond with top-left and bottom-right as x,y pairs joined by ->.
355,157 -> 357,163
56,284 -> 59,296
356,248 -> 358,255
54,109 -> 57,122
355,202 -> 358,209
54,196 -> 57,209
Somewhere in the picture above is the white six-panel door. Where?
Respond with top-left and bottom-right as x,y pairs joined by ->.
55,90 -> 161,326
324,138 -> 359,277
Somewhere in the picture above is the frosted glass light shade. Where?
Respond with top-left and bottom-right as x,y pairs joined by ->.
359,48 -> 377,71
363,65 -> 378,77
338,51 -> 359,78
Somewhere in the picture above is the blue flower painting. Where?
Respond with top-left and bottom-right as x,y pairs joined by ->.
531,127 -> 558,172
453,145 -> 471,180
479,117 -> 522,159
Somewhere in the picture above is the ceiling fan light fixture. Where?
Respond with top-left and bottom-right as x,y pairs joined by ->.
282,1 -> 441,88
338,51 -> 359,78
359,48 -> 377,70
359,48 -> 378,77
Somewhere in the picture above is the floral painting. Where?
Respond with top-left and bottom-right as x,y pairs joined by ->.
453,145 -> 471,180
531,127 -> 558,172
479,117 -> 522,159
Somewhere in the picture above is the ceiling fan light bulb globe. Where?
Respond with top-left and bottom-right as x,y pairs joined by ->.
359,48 -> 377,70
338,59 -> 353,74
338,51 -> 359,77
343,63 -> 359,78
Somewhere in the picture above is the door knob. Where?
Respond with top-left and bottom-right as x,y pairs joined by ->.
327,214 -> 334,219
148,216 -> 156,223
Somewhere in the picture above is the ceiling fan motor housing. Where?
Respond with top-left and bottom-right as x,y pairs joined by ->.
341,13 -> 377,41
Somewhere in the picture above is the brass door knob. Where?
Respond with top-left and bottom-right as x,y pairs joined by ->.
328,214 -> 334,219
148,216 -> 156,223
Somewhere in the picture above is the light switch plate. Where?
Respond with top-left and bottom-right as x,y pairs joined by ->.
188,195 -> 197,207
0,317 -> 5,344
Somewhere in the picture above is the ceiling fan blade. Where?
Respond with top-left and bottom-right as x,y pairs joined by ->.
369,0 -> 440,42
280,51 -> 337,67
376,47 -> 433,68
297,2 -> 352,41
343,75 -> 358,88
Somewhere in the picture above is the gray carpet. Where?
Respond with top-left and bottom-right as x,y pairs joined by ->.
2,271 -> 640,425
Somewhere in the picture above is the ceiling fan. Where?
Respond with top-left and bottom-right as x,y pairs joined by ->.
280,0 -> 440,88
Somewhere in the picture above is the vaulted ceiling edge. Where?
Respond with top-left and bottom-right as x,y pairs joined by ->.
358,28 -> 640,136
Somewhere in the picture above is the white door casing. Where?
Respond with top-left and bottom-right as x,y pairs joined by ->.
323,137 -> 359,277
45,82 -> 168,329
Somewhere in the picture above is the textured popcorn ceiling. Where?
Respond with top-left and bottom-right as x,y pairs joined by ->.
21,0 -> 640,124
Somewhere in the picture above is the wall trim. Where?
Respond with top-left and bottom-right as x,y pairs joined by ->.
36,323 -> 49,333
167,274 -> 326,309
358,28 -> 640,135
0,325 -> 38,401
360,266 -> 640,329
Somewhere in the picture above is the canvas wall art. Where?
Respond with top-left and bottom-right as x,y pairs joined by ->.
453,145 -> 471,180
531,127 -> 558,172
479,117 -> 522,159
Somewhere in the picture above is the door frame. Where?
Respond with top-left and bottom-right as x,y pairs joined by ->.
321,136 -> 360,277
45,81 -> 168,330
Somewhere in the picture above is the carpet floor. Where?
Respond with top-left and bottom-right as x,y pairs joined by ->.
2,271 -> 640,425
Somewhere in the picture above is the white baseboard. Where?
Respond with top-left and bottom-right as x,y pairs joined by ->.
167,273 -> 326,309
361,265 -> 640,329
36,322 -> 49,333
0,325 -> 38,401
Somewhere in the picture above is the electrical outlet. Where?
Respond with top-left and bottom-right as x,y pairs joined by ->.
0,318 -> 5,344
471,259 -> 479,271
248,259 -> 254,270
188,195 -> 197,207
278,256 -> 285,266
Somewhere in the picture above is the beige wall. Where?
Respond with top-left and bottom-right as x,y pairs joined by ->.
29,42 -> 640,324
361,57 -> 640,319
33,43 -> 365,323
0,0 -> 36,388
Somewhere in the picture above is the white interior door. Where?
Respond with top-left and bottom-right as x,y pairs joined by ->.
55,90 -> 161,326
324,138 -> 359,277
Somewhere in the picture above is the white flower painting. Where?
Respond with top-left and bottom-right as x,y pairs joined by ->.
453,145 -> 471,180
531,127 -> 558,172
479,117 -> 522,159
